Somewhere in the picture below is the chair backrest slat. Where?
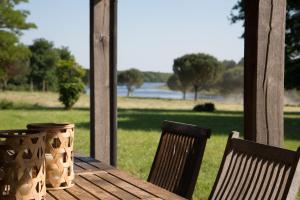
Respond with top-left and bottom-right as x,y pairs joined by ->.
148,121 -> 211,199
209,132 -> 300,200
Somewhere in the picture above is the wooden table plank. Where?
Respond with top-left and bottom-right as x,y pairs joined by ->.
96,172 -> 155,199
74,158 -> 101,171
74,157 -> 113,174
143,198 -> 163,200
47,190 -> 77,200
74,175 -> 119,200
75,156 -> 113,170
74,163 -> 83,172
45,193 -> 57,200
106,168 -> 186,200
66,185 -> 100,200
83,173 -> 140,200
48,156 -> 186,200
75,157 -> 185,199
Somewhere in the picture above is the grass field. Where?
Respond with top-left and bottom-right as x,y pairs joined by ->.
0,91 -> 299,199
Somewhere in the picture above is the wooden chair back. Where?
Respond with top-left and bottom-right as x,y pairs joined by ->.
148,120 -> 211,199
209,132 -> 300,200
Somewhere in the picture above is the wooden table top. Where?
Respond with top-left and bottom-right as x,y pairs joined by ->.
46,156 -> 186,200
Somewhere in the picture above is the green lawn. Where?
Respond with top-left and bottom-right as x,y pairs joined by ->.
0,92 -> 299,199
117,108 -> 300,199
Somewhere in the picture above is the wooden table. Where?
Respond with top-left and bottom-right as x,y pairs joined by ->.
46,156 -> 186,200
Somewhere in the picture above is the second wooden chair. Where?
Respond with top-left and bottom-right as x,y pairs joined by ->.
209,132 -> 300,200
148,120 -> 211,199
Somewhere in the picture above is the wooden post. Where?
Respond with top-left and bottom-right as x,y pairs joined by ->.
90,0 -> 117,165
110,0 -> 117,167
244,0 -> 286,146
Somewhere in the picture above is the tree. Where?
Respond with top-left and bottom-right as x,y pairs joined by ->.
0,0 -> 36,34
0,44 -> 30,90
82,68 -> 90,87
237,57 -> 244,66
0,67 -> 6,90
230,0 -> 300,89
173,53 -> 223,100
219,65 -> 244,95
0,0 -> 36,90
56,60 -> 85,109
167,74 -> 190,100
142,71 -> 172,82
56,46 -> 75,61
118,69 -> 144,97
29,39 -> 59,91
285,2 -> 300,90
0,31 -> 31,90
222,60 -> 237,68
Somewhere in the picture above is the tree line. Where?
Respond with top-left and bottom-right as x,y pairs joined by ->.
117,55 -> 243,100
117,70 -> 172,97
0,38 -> 87,92
0,0 -> 85,109
142,71 -> 171,82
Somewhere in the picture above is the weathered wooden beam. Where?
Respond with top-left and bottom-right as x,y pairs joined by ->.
244,0 -> 286,146
109,0 -> 118,166
90,0 -> 117,165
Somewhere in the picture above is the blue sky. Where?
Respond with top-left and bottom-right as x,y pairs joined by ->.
20,0 -> 243,72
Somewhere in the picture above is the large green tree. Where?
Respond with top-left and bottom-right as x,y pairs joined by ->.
167,74 -> 190,100
29,38 -> 59,91
219,64 -> 244,95
0,0 -> 36,90
230,0 -> 300,89
173,53 -> 223,100
118,68 -> 144,97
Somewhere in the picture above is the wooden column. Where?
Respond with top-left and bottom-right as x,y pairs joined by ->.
244,0 -> 286,146
90,0 -> 117,165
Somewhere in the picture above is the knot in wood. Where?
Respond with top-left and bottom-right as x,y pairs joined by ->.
99,33 -> 108,42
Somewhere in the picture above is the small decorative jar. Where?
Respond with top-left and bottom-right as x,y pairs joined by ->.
0,129 -> 46,200
27,123 -> 75,190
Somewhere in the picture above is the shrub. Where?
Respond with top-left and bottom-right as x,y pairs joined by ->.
193,103 -> 215,112
56,60 -> 85,109
0,99 -> 14,109
58,82 -> 84,109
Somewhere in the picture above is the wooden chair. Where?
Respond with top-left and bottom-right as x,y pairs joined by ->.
148,120 -> 211,199
209,132 -> 300,200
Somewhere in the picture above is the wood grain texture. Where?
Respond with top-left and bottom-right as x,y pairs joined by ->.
209,132 -> 300,200
244,0 -> 286,146
148,121 -> 211,199
47,156 -> 186,200
90,0 -> 117,165
47,190 -> 77,200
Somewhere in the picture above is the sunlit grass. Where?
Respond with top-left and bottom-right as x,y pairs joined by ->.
0,92 -> 299,199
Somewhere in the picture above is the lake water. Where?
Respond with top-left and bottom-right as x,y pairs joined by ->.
88,82 -> 222,100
